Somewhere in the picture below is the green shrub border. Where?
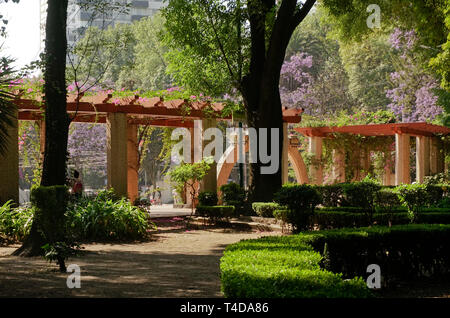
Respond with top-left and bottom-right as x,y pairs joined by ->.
251,202 -> 281,218
220,224 -> 450,298
196,205 -> 235,223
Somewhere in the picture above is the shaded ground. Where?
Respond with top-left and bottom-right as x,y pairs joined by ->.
0,219 -> 279,298
0,218 -> 449,298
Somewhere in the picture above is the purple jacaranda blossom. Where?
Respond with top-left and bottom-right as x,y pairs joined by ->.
280,53 -> 318,112
386,29 -> 443,122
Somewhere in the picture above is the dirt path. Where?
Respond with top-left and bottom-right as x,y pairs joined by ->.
0,220 -> 280,298
1,219 -> 449,298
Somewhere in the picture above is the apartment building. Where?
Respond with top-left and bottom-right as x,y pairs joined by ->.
40,0 -> 166,50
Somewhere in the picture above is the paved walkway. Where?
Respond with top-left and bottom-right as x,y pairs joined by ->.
148,204 -> 193,218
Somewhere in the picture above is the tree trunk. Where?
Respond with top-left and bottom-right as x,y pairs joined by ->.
240,0 -> 315,202
243,80 -> 284,202
14,0 -> 69,257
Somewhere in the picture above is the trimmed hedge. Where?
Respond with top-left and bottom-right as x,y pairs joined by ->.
220,183 -> 247,217
196,205 -> 235,223
220,224 -> 450,298
340,180 -> 381,212
198,191 -> 218,206
274,184 -> 321,232
252,202 -> 280,218
313,183 -> 448,210
313,211 -> 450,229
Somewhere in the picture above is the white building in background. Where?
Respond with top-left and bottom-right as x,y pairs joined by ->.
39,0 -> 166,51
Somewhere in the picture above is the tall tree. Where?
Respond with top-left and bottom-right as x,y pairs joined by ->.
14,0 -> 69,256
164,0 -> 316,201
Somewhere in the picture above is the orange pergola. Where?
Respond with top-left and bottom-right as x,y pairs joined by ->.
295,122 -> 450,137
294,122 -> 450,186
14,93 -> 304,126
0,93 -> 304,204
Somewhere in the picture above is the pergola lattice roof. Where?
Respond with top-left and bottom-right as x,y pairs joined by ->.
14,93 -> 304,128
295,122 -> 450,137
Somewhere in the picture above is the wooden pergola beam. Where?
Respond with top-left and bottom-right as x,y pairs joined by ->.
13,97 -> 303,124
295,123 -> 450,137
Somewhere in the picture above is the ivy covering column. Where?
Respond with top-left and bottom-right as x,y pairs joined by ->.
308,136 -> 323,185
107,113 -> 128,198
127,123 -> 139,204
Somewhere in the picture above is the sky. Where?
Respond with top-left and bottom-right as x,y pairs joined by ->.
1,0 -> 41,69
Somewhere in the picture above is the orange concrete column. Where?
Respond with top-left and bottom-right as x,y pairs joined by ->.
383,166 -> 395,186
127,124 -> 139,204
395,133 -> 411,185
332,149 -> 346,183
308,136 -> 323,185
416,136 -> 430,183
107,113 -> 128,198
282,123 -> 289,184
430,137 -> 445,175
0,109 -> 19,204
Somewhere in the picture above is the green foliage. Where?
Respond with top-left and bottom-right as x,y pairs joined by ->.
220,182 -> 247,217
314,184 -> 343,207
198,191 -> 218,206
374,189 -> 401,226
424,172 -> 450,185
195,205 -> 235,223
67,189 -> 153,241
221,224 -> 450,297
338,32 -> 394,111
0,57 -> 18,156
321,0 -> 449,91
41,241 -> 80,272
251,202 -> 280,218
0,201 -> 33,241
168,157 -> 213,212
341,177 -> 382,220
169,158 -> 213,187
31,186 -> 69,244
274,184 -> 321,233
396,184 -> 430,223
301,110 -> 397,128
31,186 -> 72,271
273,208 -> 290,224
300,111 -> 396,183
162,0 -> 246,97
305,224 -> 450,284
128,13 -> 173,90
285,8 -> 357,116
313,210 -> 450,230
375,189 -> 402,211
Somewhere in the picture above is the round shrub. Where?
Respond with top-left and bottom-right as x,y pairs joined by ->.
220,183 -> 247,216
341,179 -> 381,211
374,189 -> 402,212
198,191 -> 218,206
274,184 -> 321,233
395,184 -> 429,223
